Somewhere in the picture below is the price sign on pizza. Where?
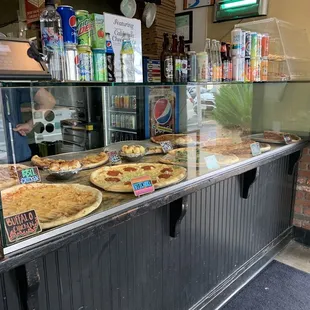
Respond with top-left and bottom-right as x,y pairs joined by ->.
250,142 -> 261,156
4,210 -> 42,243
108,151 -> 121,164
160,141 -> 174,153
204,155 -> 220,170
283,134 -> 292,144
131,175 -> 154,197
17,167 -> 41,184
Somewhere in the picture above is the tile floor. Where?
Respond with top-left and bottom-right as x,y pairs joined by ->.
275,240 -> 310,273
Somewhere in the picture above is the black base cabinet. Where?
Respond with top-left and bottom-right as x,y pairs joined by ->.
0,153 -> 299,310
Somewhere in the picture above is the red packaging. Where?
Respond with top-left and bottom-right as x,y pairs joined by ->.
262,34 -> 270,57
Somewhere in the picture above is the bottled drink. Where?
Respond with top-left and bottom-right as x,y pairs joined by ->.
211,39 -> 218,82
172,34 -> 181,83
216,41 -> 222,82
204,38 -> 212,82
221,42 -> 229,82
40,0 -> 65,80
105,33 -> 116,82
179,36 -> 188,83
120,33 -> 135,83
226,43 -> 233,81
161,33 -> 173,83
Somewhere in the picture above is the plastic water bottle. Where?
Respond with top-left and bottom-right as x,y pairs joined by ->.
40,0 -> 65,80
120,33 -> 135,83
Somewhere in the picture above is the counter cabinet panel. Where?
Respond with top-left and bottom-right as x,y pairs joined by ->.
0,154 -> 296,310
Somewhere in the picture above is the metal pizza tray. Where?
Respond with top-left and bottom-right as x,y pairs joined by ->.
249,133 -> 300,145
104,140 -> 160,154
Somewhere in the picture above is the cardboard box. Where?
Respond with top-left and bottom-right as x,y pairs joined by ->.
103,13 -> 142,83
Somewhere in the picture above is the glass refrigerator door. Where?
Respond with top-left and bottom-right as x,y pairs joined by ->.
103,86 -> 142,146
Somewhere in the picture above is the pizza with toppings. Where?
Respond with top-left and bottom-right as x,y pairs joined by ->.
0,164 -> 29,191
2,183 -> 102,229
151,133 -> 226,147
202,140 -> 271,156
90,163 -> 187,192
31,152 -> 109,171
159,147 -> 239,168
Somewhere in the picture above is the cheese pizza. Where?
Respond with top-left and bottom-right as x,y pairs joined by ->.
2,183 -> 102,229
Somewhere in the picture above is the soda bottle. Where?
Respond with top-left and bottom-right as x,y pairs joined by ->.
105,32 -> 116,82
160,33 -> 173,83
120,33 -> 135,83
40,0 -> 65,80
179,36 -> 188,83
172,34 -> 181,83
226,43 -> 233,81
221,42 -> 229,82
216,41 -> 222,82
211,39 -> 219,82
204,38 -> 212,82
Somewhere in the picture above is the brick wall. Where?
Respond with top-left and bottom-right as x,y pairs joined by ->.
294,147 -> 310,230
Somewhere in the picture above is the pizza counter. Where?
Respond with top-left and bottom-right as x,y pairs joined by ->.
0,139 -> 307,310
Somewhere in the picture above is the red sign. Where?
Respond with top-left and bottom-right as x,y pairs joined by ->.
25,0 -> 45,24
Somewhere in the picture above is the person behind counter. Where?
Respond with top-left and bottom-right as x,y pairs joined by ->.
2,88 -> 56,163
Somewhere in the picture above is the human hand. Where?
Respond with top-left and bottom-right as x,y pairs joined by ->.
13,121 -> 34,136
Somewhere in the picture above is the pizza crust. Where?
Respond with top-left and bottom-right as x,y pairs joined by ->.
2,183 -> 102,229
0,164 -> 29,191
90,163 -> 187,193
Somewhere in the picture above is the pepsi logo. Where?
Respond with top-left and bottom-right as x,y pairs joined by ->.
153,98 -> 172,125
107,41 -> 112,48
69,16 -> 76,28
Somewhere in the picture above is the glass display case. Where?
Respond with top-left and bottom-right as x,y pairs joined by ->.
235,18 -> 310,81
0,80 -> 308,253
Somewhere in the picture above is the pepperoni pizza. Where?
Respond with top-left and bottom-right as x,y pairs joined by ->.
90,163 -> 187,192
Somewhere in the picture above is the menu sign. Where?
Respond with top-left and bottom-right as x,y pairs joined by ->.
25,0 -> 45,24
4,210 -> 42,243
17,167 -> 41,184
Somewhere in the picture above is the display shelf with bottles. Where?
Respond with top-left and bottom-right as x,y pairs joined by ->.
235,18 -> 310,81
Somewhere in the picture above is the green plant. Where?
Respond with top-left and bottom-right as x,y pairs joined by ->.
212,84 -> 253,132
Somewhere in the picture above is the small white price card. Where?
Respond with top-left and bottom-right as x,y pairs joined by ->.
283,134 -> 292,144
160,141 -> 173,153
204,155 -> 220,170
250,142 -> 261,156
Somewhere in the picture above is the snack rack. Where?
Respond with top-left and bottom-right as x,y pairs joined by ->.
235,18 -> 310,81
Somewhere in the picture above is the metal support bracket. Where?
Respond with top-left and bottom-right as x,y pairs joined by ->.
17,260 -> 40,310
240,167 -> 260,199
288,150 -> 302,175
169,196 -> 188,238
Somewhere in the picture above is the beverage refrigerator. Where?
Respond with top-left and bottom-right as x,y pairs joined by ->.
103,85 -> 181,145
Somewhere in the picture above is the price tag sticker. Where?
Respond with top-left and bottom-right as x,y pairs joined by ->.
4,210 -> 42,243
283,134 -> 292,144
160,141 -> 173,153
131,175 -> 154,197
108,151 -> 121,164
204,155 -> 220,170
17,167 -> 41,184
250,142 -> 261,156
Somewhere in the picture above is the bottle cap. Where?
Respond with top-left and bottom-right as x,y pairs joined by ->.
45,0 -> 55,6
